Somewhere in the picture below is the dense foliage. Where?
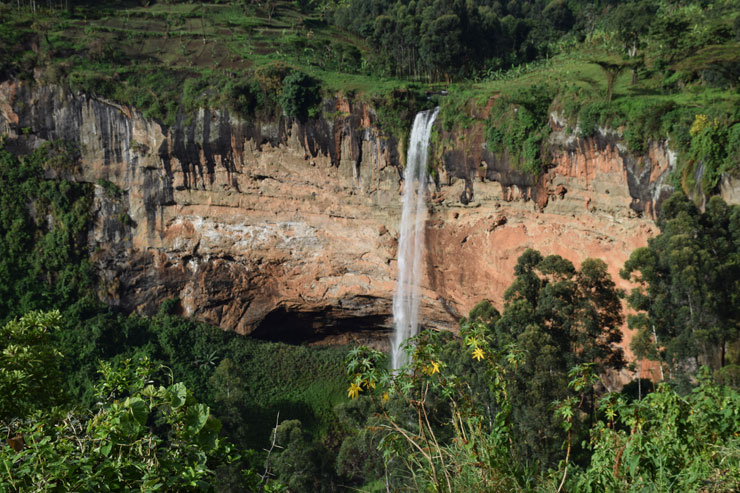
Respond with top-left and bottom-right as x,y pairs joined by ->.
278,70 -> 322,121
622,192 -> 740,380
338,247 -> 740,491
491,250 -> 625,467
2,0 -> 740,490
327,0 -> 585,80
345,333 -> 740,491
1,304 -> 351,490
0,142 -> 94,323
0,311 -> 66,422
1,352 -> 234,491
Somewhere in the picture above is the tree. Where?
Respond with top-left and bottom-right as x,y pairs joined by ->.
570,368 -> 740,491
589,57 -> 636,102
493,249 -> 624,467
278,71 -> 322,121
461,299 -> 500,330
673,43 -> 740,89
271,419 -> 336,492
0,310 -> 66,422
543,0 -> 574,33
621,192 -> 740,375
419,13 -> 464,82
648,10 -> 692,67
611,2 -> 654,83
0,143 -> 94,324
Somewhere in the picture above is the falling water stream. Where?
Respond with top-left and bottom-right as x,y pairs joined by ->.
391,107 -> 439,370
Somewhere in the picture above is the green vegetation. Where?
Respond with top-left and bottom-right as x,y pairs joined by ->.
0,142 -> 94,322
0,303 -> 349,490
486,84 -> 555,175
490,250 -> 625,467
0,311 -> 65,421
623,192 -> 740,381
278,70 -> 321,121
328,0 -> 583,80
346,334 -> 740,491
3,167 -> 740,489
1,352 -> 236,491
3,0 -> 740,490
0,0 -> 425,134
55,303 -> 348,447
2,1 -> 739,180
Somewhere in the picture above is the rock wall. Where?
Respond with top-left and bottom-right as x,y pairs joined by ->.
0,79 -> 689,354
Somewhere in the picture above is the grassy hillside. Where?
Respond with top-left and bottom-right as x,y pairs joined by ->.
3,1 -> 738,194
1,1 -> 421,125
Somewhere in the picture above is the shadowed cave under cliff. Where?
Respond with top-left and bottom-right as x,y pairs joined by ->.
249,305 -> 393,346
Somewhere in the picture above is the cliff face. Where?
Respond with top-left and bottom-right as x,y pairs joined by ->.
0,79 -> 686,349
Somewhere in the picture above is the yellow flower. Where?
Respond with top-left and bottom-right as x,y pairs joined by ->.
364,378 -> 376,390
472,347 -> 485,361
347,382 -> 362,399
382,392 -> 390,402
422,362 -> 439,376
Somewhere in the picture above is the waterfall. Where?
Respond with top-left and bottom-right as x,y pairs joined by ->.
391,107 -> 439,370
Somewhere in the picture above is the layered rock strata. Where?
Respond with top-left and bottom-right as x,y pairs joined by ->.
1,80 -> 684,353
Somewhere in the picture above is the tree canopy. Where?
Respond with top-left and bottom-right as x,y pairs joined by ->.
488,249 -> 625,467
622,192 -> 740,374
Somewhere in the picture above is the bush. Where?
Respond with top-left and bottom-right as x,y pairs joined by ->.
688,117 -> 738,193
226,77 -> 264,118
279,70 -> 322,121
485,85 -> 555,176
0,143 -> 94,324
578,101 -> 608,137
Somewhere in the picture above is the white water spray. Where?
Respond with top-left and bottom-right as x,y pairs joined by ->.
391,107 -> 439,370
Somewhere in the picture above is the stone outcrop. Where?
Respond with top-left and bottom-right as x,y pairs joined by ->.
0,79 -> 708,357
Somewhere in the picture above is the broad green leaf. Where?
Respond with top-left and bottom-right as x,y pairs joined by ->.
197,415 -> 222,451
100,442 -> 112,457
168,382 -> 187,409
128,396 -> 149,426
185,403 -> 209,436
119,411 -> 143,437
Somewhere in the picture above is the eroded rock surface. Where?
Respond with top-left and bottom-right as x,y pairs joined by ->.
0,79 -> 700,356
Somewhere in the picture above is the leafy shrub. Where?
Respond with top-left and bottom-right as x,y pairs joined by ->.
226,77 -> 265,118
279,70 -> 322,121
0,356 -> 238,491
485,85 -> 555,176
96,178 -> 122,198
578,101 -> 608,137
344,328 -> 740,491
0,311 -> 66,421
372,84 -> 432,148
685,117 -> 740,193
571,369 -> 740,491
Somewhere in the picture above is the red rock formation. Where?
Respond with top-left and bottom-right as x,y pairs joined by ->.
1,80 -> 731,372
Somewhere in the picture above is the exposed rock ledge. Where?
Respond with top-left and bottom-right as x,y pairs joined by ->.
0,79 -> 708,355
